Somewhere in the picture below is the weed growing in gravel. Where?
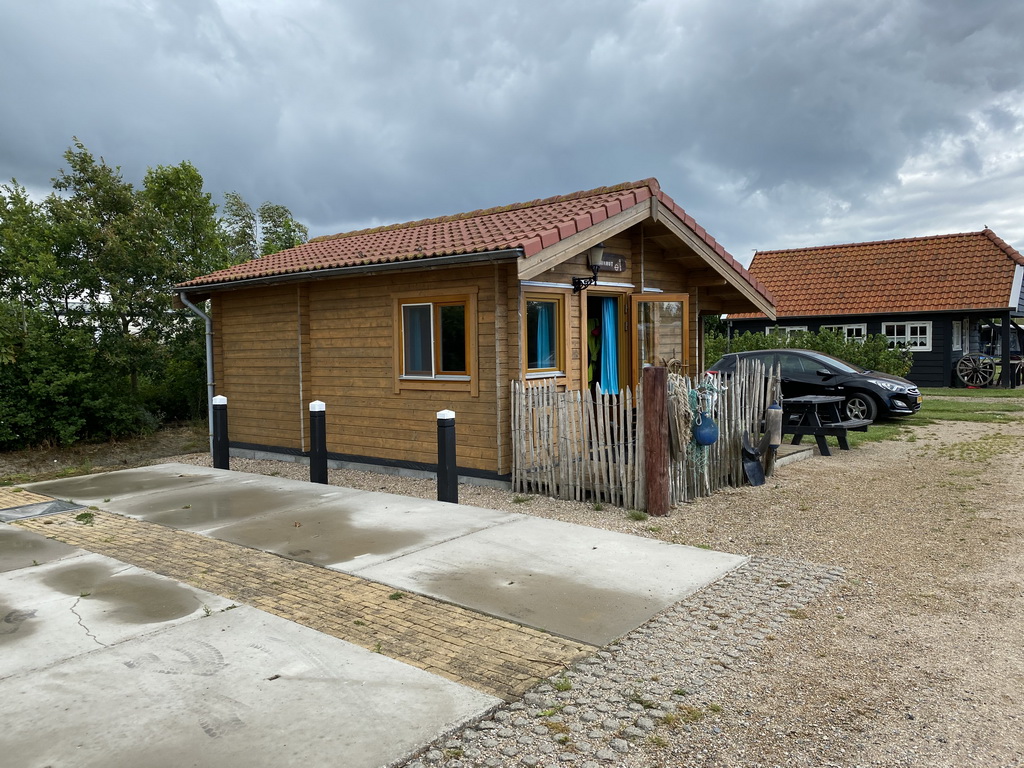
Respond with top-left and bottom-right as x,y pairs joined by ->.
677,705 -> 705,722
629,691 -> 658,709
512,494 -> 532,503
73,511 -> 94,525
786,608 -> 810,619
627,510 -> 648,521
544,721 -> 571,735
592,502 -> 604,511
648,734 -> 669,748
388,592 -> 405,600
552,676 -> 572,691
536,705 -> 566,717
707,703 -> 723,713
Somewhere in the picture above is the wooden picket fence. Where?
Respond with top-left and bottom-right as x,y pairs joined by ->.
511,359 -> 781,510
511,380 -> 641,508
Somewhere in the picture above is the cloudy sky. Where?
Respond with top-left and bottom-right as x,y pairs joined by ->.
2,0 -> 1023,263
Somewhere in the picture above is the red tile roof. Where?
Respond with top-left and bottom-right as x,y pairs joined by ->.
730,230 -> 1024,319
177,178 -> 770,303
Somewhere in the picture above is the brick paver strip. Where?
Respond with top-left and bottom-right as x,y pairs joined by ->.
16,510 -> 595,701
0,487 -> 55,508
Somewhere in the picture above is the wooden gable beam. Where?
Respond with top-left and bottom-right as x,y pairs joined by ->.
518,204 -> 650,281
653,199 -> 776,319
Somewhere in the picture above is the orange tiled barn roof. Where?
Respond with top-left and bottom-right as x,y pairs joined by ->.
730,230 -> 1024,319
177,178 -> 770,303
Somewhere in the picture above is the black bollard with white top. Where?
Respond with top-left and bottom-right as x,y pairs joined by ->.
436,409 -> 458,504
309,400 -> 328,485
212,395 -> 230,470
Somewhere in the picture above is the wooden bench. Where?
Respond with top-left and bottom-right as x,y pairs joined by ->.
782,395 -> 872,456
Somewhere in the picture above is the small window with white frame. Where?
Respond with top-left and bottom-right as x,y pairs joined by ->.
765,325 -> 807,339
820,323 -> 867,341
883,321 -> 932,352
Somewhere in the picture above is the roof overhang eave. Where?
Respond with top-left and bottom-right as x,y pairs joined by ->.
175,248 -> 524,297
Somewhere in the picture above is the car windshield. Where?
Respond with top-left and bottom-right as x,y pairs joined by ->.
795,349 -> 864,374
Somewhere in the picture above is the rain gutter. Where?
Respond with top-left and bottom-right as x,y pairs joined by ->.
175,249 -> 524,294
177,291 -> 216,455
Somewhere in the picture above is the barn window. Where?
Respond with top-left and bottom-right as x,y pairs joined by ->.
884,321 -> 932,352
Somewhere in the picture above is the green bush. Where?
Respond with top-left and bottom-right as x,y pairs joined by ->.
706,328 -> 913,378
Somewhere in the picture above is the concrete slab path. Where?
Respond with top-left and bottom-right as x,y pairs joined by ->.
0,543 -> 499,768
3,463 -> 748,766
28,463 -> 746,647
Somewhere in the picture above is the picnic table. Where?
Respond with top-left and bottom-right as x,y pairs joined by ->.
782,395 -> 872,456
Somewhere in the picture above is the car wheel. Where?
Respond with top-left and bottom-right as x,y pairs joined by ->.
845,393 -> 878,421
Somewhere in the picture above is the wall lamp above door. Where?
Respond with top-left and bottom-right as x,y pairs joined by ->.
571,243 -> 606,294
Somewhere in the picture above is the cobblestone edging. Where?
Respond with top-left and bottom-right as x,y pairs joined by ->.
404,556 -> 844,768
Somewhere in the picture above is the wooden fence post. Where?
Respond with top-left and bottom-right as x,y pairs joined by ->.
643,367 -> 670,516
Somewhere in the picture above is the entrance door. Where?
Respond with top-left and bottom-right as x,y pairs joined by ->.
631,294 -> 691,385
586,295 -> 622,394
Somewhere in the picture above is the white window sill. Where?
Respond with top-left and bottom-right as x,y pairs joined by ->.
526,371 -> 566,380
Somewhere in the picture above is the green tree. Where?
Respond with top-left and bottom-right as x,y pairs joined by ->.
0,140 -> 236,447
221,191 -> 308,261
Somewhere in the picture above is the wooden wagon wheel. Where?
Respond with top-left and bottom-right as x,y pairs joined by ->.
955,354 -> 997,387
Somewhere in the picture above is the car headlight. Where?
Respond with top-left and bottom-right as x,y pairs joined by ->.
867,378 -> 906,393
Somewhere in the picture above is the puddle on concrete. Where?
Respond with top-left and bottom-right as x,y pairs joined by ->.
41,561 -> 201,624
125,486 -> 307,530
28,470 -> 213,502
0,603 -> 38,645
214,509 -> 426,567
0,525 -> 79,573
417,564 -> 657,646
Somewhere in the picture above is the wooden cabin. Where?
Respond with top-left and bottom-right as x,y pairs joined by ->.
175,178 -> 775,484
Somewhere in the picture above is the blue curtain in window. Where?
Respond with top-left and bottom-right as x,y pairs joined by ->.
535,302 -> 554,367
599,297 -> 619,393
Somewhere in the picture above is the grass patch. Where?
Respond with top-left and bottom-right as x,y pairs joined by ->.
552,676 -> 572,692
73,511 -> 95,526
627,510 -> 648,521
920,387 -> 1024,399
933,433 -> 1024,463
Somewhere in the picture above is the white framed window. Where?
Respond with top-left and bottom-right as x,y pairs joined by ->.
820,324 -> 867,341
951,319 -> 970,352
884,321 -> 932,352
765,325 -> 807,339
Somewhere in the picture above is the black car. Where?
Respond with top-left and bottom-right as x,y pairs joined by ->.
708,349 -> 922,420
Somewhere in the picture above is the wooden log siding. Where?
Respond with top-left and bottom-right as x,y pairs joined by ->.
511,360 -> 781,510
307,266 -> 499,471
215,284 -> 306,449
